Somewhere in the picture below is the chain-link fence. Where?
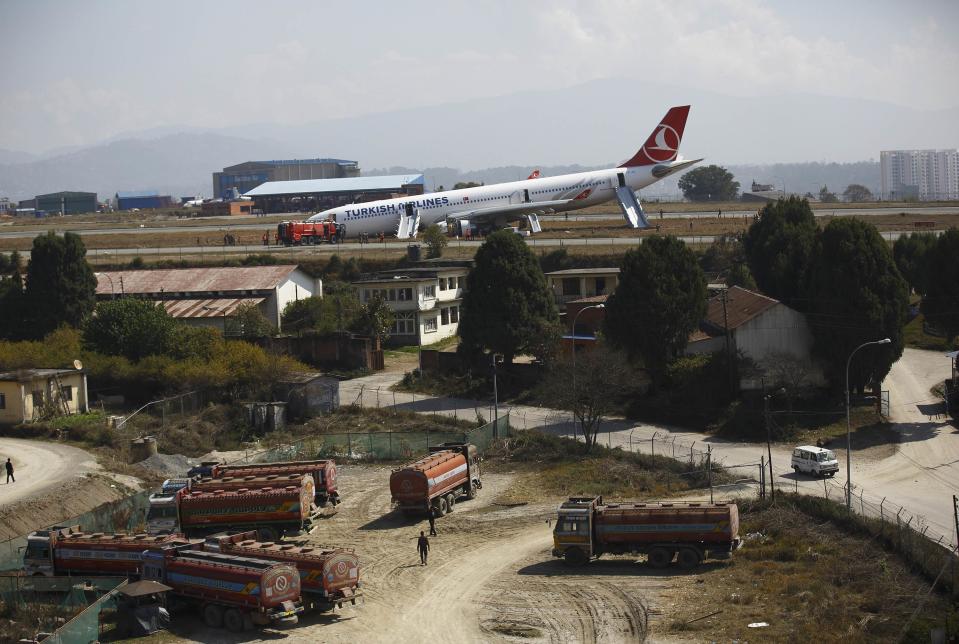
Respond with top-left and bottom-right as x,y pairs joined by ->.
116,389 -> 217,430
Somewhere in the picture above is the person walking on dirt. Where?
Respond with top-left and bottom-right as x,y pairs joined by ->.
417,531 -> 430,565
5,458 -> 13,484
427,507 -> 437,536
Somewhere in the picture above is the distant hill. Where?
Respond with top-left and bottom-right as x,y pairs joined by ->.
0,78 -> 952,200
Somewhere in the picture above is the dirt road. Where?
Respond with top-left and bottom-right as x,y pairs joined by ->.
0,437 -> 101,507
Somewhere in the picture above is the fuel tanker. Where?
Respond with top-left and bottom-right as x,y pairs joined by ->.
142,546 -> 303,630
202,531 -> 361,612
552,496 -> 741,568
175,484 -> 318,541
389,442 -> 481,516
211,460 -> 339,507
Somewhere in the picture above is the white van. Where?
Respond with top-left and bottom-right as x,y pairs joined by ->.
791,445 -> 839,477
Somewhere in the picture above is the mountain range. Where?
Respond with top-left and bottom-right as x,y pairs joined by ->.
1,78 -> 955,202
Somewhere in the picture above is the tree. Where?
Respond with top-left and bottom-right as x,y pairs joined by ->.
893,232 -> 936,296
423,224 -> 448,258
24,232 -> 97,337
83,299 -> 178,361
353,292 -> 395,346
818,185 -> 838,203
920,228 -> 959,343
226,302 -> 275,338
458,230 -> 558,362
282,283 -> 362,335
802,218 -> 908,392
0,251 -> 24,340
453,181 -> 482,190
538,344 -> 632,452
604,236 -> 706,383
843,184 -> 874,202
742,197 -> 817,306
726,263 -> 757,290
677,165 -> 739,201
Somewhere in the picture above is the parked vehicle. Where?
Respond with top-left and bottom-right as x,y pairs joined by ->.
389,443 -> 481,516
211,460 -> 340,507
173,483 -> 318,540
202,531 -> 360,612
141,546 -> 303,630
791,445 -> 839,477
552,497 -> 741,568
277,220 -> 339,245
146,478 -> 193,534
22,526 -> 193,577
190,473 -> 313,496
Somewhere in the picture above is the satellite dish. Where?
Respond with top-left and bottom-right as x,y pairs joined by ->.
73,359 -> 83,371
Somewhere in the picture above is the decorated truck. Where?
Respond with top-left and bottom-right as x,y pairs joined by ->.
174,483 -> 318,541
211,460 -> 340,507
389,443 -> 481,516
141,546 -> 303,631
22,526 -> 193,577
202,531 -> 360,612
146,478 -> 193,534
551,497 -> 741,568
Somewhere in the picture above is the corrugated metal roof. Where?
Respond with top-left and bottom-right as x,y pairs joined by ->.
251,158 -> 357,166
116,190 -> 163,198
243,174 -> 424,197
567,295 -> 609,305
703,286 -> 780,332
545,268 -> 620,276
95,265 -> 301,295
0,368 -> 80,382
157,297 -> 265,319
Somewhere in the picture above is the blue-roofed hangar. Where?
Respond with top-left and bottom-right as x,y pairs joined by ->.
213,158 -> 360,199
243,174 -> 425,214
116,191 -> 175,210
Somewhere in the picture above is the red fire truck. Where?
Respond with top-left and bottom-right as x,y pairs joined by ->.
276,220 -> 339,245
211,460 -> 340,507
203,531 -> 360,612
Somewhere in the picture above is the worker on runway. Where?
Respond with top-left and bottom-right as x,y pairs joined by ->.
5,457 -> 14,484
427,507 -> 437,536
417,531 -> 430,565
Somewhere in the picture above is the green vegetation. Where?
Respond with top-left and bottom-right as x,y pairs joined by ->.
894,231 -> 937,296
224,301 -> 275,338
742,196 -> 817,305
843,183 -> 874,202
21,232 -> 97,339
84,299 -> 179,360
281,282 -> 362,335
677,164 -> 740,201
458,230 -> 559,363
904,312 -> 958,351
423,223 -> 448,258
920,228 -> 959,343
605,236 -> 706,383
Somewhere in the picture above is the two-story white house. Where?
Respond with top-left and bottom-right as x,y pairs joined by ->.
544,268 -> 620,307
354,264 -> 470,346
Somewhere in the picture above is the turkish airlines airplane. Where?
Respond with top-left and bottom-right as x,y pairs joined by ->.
307,106 -> 700,238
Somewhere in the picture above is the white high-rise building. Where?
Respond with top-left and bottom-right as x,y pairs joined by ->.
881,149 -> 959,201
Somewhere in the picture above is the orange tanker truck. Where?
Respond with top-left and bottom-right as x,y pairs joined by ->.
389,442 -> 481,516
174,483 -> 319,541
202,531 -> 361,612
211,460 -> 340,507
141,545 -> 303,631
552,497 -> 741,568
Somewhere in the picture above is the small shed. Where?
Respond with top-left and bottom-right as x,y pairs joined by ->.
278,372 -> 340,419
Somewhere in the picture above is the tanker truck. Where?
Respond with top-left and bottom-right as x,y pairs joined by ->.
389,443 -> 481,516
141,545 -> 303,631
211,460 -> 340,507
22,526 -> 194,577
202,531 -> 361,612
552,497 -> 741,568
172,483 -> 319,541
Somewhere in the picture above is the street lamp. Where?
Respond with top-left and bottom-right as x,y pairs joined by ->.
764,387 -> 785,501
845,337 -> 891,509
491,353 -> 504,437
571,303 -> 605,374
95,272 -> 116,299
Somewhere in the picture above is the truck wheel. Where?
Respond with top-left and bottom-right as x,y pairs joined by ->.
223,608 -> 245,632
436,497 -> 448,516
467,482 -> 478,499
257,526 -> 279,542
647,547 -> 672,568
563,548 -> 588,566
677,548 -> 702,568
203,604 -> 224,628
445,493 -> 455,513
793,466 -> 800,473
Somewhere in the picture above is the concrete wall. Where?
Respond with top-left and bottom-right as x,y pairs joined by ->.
273,270 -> 320,329
0,381 -> 24,424
734,305 -> 825,389
0,372 -> 88,424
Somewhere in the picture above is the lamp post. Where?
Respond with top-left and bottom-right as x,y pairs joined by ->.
773,176 -> 786,197
491,353 -> 503,437
845,338 -> 891,510
95,272 -> 116,299
571,303 -> 605,375
764,387 -> 785,501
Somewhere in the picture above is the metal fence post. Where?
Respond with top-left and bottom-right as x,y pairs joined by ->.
759,455 -> 765,499
651,432 -> 657,457
707,445 -> 713,503
859,490 -> 865,516
376,388 -> 380,408
690,442 -> 695,465
389,431 -> 393,459
347,433 -> 351,459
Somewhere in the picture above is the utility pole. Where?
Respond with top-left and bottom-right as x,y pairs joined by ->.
720,288 -> 735,397
491,353 -> 503,438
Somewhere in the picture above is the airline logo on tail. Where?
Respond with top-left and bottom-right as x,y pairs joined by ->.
619,105 -> 690,167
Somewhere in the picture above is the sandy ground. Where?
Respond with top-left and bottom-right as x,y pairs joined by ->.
164,465 -> 674,643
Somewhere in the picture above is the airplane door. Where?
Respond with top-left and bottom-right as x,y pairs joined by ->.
617,172 -> 627,188
524,189 -> 530,203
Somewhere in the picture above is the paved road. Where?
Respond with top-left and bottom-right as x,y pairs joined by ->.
0,437 -> 101,507
1,205 -> 956,239
340,347 -> 958,546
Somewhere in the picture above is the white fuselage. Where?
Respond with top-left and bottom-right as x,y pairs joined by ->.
310,165 -> 662,238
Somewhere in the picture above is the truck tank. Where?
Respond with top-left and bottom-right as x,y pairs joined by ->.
390,450 -> 468,509
177,484 -> 314,536
213,460 -> 338,506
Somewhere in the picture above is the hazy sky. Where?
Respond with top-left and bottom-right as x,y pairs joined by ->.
2,0 -> 958,153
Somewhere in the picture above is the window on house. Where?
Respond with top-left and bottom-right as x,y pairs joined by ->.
398,287 -> 413,301
450,306 -> 459,323
0,393 -> 5,409
388,289 -> 396,301
439,278 -> 447,290
562,278 -> 581,295
62,386 -> 73,401
424,317 -> 437,333
32,390 -> 43,404
394,313 -> 416,335
441,308 -> 450,325
595,277 -> 606,294
423,285 -> 436,299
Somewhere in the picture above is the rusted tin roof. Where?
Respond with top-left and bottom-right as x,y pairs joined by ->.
95,266 -> 301,295
156,297 -> 265,319
704,286 -> 779,331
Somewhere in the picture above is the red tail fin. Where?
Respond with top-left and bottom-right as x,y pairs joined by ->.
619,105 -> 690,167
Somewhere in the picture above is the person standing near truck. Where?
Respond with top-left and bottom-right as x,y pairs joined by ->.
427,507 -> 437,536
417,531 -> 430,565
5,457 -> 14,483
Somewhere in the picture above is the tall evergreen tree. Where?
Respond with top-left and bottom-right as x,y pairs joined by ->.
458,230 -> 557,363
742,197 -> 817,306
24,232 -> 97,338
0,251 -> 25,340
920,228 -> 959,343
802,218 -> 908,392
893,231 -> 937,296
605,236 -> 706,383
